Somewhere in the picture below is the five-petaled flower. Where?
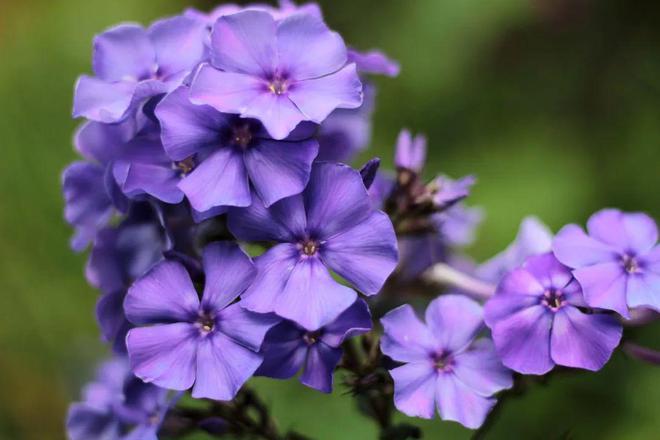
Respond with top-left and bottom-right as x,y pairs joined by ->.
485,252 -> 623,374
553,208 -> 660,318
124,242 -> 278,400
257,299 -> 371,393
228,162 -> 398,330
74,16 -> 207,123
381,295 -> 513,429
155,86 -> 319,211
190,10 -> 363,140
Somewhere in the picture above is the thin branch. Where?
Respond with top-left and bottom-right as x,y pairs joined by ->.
423,263 -> 496,301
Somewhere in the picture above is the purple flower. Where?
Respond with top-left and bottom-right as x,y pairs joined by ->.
155,86 -> 318,211
62,162 -> 115,252
431,175 -> 476,211
348,49 -> 400,77
89,202 -> 190,353
381,295 -> 512,429
257,299 -> 371,393
66,357 -> 171,440
228,162 -> 398,330
124,242 -> 278,400
477,216 -> 553,283
185,1 -> 323,26
73,15 -> 207,123
62,120 -> 135,251
316,84 -> 374,162
190,10 -> 363,140
436,204 -> 482,247
553,208 -> 660,318
111,119 -> 187,205
394,129 -> 426,173
485,252 -> 623,374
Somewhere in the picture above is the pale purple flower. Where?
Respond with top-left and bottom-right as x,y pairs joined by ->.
190,10 -> 363,140
394,129 -> 426,173
431,175 -> 476,211
485,252 -> 622,375
228,162 -> 398,330
155,86 -> 318,211
477,216 -> 553,283
124,242 -> 278,400
73,16 -> 207,123
436,204 -> 483,247
185,1 -> 323,26
553,209 -> 660,318
66,357 -> 171,440
381,295 -> 513,429
348,49 -> 400,77
257,299 -> 371,393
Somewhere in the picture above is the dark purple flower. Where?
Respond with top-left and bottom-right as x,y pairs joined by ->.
190,10 -> 363,140
124,242 -> 278,400
348,49 -> 400,77
111,119 -> 186,205
394,129 -> 426,173
553,209 -> 660,318
66,357 -> 171,440
485,252 -> 623,374
477,216 -> 553,283
62,162 -> 115,251
381,295 -> 512,429
62,120 -> 135,251
89,202 -> 189,353
73,16 -> 207,123
257,299 -> 371,393
227,162 -> 398,329
155,86 -> 318,211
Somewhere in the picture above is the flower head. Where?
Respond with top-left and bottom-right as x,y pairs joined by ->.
553,209 -> 660,318
66,357 -> 171,440
228,162 -> 398,330
190,10 -> 363,140
381,295 -> 513,429
485,252 -> 623,374
124,242 -> 278,400
155,85 -> 318,211
257,299 -> 371,392
74,15 -> 207,123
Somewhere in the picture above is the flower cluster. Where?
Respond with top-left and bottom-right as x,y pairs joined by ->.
63,2 -> 660,439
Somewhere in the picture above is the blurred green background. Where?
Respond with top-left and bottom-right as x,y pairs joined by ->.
1,0 -> 660,438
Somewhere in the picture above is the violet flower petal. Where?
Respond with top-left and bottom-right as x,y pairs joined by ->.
390,362 -> 437,419
381,305 -> 436,363
300,343 -> 342,393
179,147 -> 251,211
425,295 -> 483,353
550,306 -> 622,371
126,323 -> 198,390
490,305 -> 554,375
201,242 -> 256,312
243,138 -> 319,207
192,332 -> 263,401
321,211 -> 398,295
124,260 -> 200,325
